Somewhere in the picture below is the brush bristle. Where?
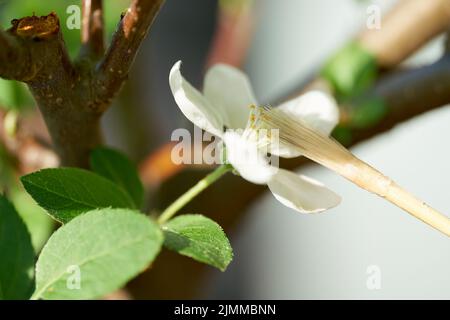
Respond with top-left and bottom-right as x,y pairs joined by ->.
261,107 -> 354,172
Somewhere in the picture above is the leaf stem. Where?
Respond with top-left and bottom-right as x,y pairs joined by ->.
157,164 -> 232,225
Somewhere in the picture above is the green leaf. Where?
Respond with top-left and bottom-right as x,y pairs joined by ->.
0,194 -> 35,299
21,168 -> 135,224
162,214 -> 233,271
90,147 -> 144,208
347,96 -> 388,129
32,208 -> 163,300
0,79 -> 33,111
321,41 -> 377,100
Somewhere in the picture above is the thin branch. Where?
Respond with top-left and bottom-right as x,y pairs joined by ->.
206,0 -> 255,68
95,0 -> 165,107
1,14 -> 102,167
346,55 -> 450,144
359,0 -> 450,68
80,0 -> 105,60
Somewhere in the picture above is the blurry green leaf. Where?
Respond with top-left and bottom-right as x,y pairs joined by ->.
0,80 -> 16,110
322,42 -> 377,100
0,80 -> 33,111
90,147 -> 144,208
348,96 -> 388,129
0,144 -> 15,190
0,194 -> 35,300
21,168 -> 135,224
11,188 -> 54,252
332,125 -> 353,146
163,214 -> 233,271
33,208 -> 163,300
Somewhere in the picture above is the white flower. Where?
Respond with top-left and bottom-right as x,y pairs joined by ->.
169,61 -> 341,213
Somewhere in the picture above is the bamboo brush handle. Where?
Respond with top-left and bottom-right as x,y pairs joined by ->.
346,159 -> 450,237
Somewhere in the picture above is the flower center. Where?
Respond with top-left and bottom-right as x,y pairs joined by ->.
241,105 -> 276,150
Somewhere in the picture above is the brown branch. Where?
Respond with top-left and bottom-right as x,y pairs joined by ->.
0,29 -> 33,81
206,0 -> 255,68
0,0 -> 165,167
342,56 -> 450,144
0,14 -> 103,167
287,0 -> 450,104
80,0 -> 105,60
95,0 -> 165,107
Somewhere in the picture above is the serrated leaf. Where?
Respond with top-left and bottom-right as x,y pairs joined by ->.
162,214 -> 233,271
0,194 -> 35,300
32,208 -> 163,300
21,168 -> 135,224
90,147 -> 144,208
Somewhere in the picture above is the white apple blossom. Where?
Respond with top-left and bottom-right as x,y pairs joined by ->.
169,60 -> 341,213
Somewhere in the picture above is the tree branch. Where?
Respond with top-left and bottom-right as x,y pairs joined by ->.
359,0 -> 450,68
0,29 -> 33,81
95,0 -> 165,107
343,55 -> 450,144
80,0 -> 105,60
0,14 -> 103,167
0,1 -> 165,167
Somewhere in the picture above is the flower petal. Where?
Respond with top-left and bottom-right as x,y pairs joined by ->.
267,169 -> 341,213
223,131 -> 277,185
270,90 -> 340,158
204,64 -> 257,129
169,61 -> 225,137
278,90 -> 339,135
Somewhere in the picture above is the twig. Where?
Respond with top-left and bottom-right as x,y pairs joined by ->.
95,0 -> 165,107
347,55 -> 450,143
206,0 -> 255,68
359,0 -> 450,68
80,0 -> 105,60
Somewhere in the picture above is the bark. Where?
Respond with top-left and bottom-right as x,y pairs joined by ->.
80,0 -> 105,60
0,1 -> 165,167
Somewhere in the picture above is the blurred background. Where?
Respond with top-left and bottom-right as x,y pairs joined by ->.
1,0 -> 449,299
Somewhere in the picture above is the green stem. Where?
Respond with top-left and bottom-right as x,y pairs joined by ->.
157,164 -> 231,224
